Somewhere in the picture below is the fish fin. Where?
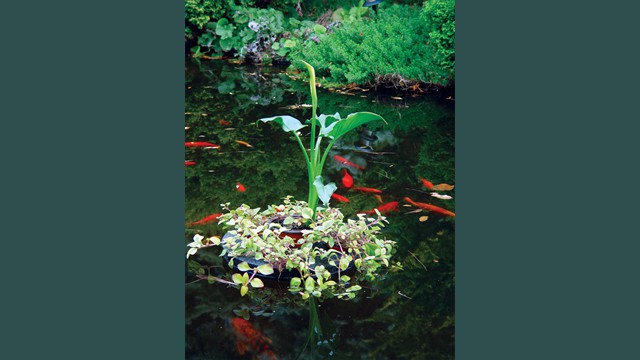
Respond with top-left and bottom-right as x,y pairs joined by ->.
236,341 -> 247,355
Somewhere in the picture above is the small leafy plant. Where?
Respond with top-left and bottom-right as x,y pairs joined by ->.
223,197 -> 395,299
260,61 -> 385,216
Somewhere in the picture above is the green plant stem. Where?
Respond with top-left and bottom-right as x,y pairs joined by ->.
293,132 -> 315,208
301,60 -> 320,217
317,138 -> 338,177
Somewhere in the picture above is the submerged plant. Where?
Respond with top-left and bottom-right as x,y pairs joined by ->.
259,60 -> 386,217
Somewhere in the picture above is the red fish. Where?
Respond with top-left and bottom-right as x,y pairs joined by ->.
185,141 -> 220,148
229,318 -> 278,360
404,197 -> 455,217
331,193 -> 350,203
358,201 -> 399,215
333,155 -> 365,170
341,169 -> 353,188
190,213 -> 222,226
236,182 -> 246,192
219,119 -> 231,126
352,187 -> 383,194
420,177 -> 435,189
185,161 -> 196,166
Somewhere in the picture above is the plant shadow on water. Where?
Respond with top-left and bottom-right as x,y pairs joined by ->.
185,59 -> 455,359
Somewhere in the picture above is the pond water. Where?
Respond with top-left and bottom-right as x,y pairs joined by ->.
185,59 -> 455,360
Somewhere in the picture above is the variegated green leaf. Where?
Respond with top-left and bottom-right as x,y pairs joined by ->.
313,176 -> 337,205
259,115 -> 306,133
250,278 -> 264,288
257,264 -> 274,275
237,262 -> 252,272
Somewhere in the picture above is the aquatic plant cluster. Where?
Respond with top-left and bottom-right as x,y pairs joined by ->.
185,0 -> 455,87
219,197 -> 396,300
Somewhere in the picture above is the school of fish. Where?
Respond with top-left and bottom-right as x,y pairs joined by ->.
186,123 -> 455,222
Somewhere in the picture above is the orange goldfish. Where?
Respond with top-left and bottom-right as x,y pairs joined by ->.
352,187 -> 383,194
331,193 -> 350,203
236,182 -> 246,192
404,197 -> 455,217
358,201 -> 399,215
341,169 -> 353,188
185,161 -> 196,166
185,141 -> 220,148
229,318 -> 278,360
333,155 -> 365,170
431,183 -> 455,191
190,213 -> 222,226
420,177 -> 435,189
235,140 -> 253,147
219,119 -> 231,126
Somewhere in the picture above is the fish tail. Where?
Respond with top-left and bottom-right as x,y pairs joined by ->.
403,197 -> 417,206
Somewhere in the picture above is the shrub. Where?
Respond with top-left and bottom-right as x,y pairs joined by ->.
290,3 -> 455,87
421,0 -> 455,84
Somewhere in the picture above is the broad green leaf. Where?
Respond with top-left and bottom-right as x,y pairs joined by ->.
313,176 -> 337,205
325,112 -> 386,140
301,207 -> 313,219
240,285 -> 249,296
237,262 -> 252,272
259,115 -> 306,133
283,39 -> 296,48
317,113 -> 341,136
364,243 -> 380,256
219,37 -> 235,51
232,273 -> 244,284
283,217 -> 294,225
215,18 -> 234,39
290,277 -> 302,289
275,47 -> 289,57
250,278 -> 264,288
339,256 -> 350,271
305,277 -> 316,292
301,242 -> 313,252
242,272 -> 249,283
313,24 -> 327,34
257,264 -> 274,275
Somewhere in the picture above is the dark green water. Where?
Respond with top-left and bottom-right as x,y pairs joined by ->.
185,59 -> 455,359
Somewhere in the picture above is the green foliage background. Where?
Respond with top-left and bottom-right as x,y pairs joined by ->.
185,0 -> 454,87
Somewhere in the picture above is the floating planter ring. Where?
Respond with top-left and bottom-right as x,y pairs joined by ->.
221,232 -> 354,281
